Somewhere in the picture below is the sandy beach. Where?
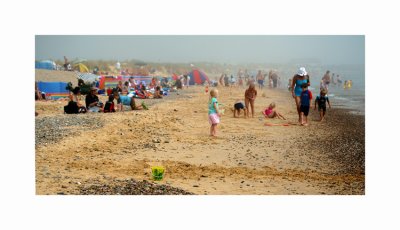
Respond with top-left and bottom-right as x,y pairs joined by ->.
35,72 -> 364,195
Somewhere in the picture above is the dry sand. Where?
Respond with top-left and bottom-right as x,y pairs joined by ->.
35,69 -> 78,83
35,71 -> 365,195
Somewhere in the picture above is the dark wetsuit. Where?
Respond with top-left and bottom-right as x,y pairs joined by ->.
316,95 -> 329,112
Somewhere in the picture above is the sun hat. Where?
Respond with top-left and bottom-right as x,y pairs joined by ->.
297,67 -> 307,76
90,86 -> 98,91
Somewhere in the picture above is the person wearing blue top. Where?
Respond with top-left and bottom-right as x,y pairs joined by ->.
314,88 -> 331,121
113,93 -> 144,111
299,83 -> 313,126
291,67 -> 310,122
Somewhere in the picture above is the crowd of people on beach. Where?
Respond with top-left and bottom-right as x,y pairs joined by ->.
57,72 -> 200,115
61,76 -> 171,114
208,67 -> 337,136
217,69 -> 283,90
37,62 -> 349,136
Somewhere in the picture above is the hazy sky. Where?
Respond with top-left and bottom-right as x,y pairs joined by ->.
35,35 -> 364,65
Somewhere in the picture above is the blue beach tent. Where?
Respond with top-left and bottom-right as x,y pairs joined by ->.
35,60 -> 56,70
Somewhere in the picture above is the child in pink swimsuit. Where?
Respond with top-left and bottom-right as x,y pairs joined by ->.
263,102 -> 286,120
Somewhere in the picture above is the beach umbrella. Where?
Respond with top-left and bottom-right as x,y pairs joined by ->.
71,58 -> 87,64
188,69 -> 210,85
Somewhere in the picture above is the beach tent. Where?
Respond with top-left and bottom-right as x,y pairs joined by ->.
74,63 -> 89,73
35,60 -> 56,70
188,69 -> 210,85
98,76 -> 153,90
37,81 -> 70,99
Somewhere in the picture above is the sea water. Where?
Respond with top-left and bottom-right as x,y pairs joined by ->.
308,64 -> 365,115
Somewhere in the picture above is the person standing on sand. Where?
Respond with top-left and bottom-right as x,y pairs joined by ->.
299,83 -> 313,126
245,82 -> 257,118
238,76 -> 244,88
208,89 -> 221,137
271,71 -> 278,88
291,67 -> 310,122
256,70 -> 264,90
321,70 -> 331,91
219,74 -> 225,87
63,56 -> 69,71
224,74 -> 229,87
314,88 -> 331,121
183,75 -> 188,88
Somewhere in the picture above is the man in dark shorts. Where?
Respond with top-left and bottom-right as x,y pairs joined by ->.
300,83 -> 312,125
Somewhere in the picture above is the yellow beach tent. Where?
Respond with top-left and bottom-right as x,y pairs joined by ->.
74,63 -> 89,73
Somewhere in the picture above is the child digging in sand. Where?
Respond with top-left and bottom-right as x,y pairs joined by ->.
233,99 -> 247,118
208,89 -> 221,137
262,102 -> 286,120
314,88 -> 331,121
300,83 -> 313,126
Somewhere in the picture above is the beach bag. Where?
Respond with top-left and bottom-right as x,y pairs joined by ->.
64,101 -> 79,114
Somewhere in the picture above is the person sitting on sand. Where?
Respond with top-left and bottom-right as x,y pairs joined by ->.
314,88 -> 331,121
103,94 -> 116,113
121,81 -> 129,95
85,87 -> 103,113
138,83 -> 149,98
66,87 -> 87,113
116,81 -> 123,93
114,92 -> 144,111
299,83 -> 313,126
233,99 -> 247,118
245,82 -> 257,118
35,82 -> 44,100
262,102 -> 286,120
154,86 -> 163,99
128,77 -> 137,91
175,77 -> 183,89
